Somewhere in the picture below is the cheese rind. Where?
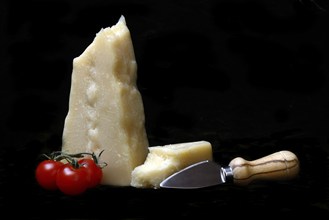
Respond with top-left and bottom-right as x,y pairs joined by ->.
130,141 -> 213,189
61,16 -> 149,186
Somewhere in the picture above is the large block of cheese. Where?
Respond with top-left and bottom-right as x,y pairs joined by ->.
131,141 -> 213,189
61,16 -> 149,186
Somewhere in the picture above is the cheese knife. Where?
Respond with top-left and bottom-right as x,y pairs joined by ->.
160,150 -> 299,189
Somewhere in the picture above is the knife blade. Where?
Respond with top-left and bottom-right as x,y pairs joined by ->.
160,150 -> 299,189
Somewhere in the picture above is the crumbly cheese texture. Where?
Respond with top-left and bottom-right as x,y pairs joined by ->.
61,16 -> 149,186
130,141 -> 213,189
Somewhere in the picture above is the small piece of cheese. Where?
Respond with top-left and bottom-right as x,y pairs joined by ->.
130,141 -> 213,189
61,16 -> 149,186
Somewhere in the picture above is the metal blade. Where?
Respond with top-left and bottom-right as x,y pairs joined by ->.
160,160 -> 225,189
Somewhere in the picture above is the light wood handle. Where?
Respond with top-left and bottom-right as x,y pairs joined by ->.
228,150 -> 300,186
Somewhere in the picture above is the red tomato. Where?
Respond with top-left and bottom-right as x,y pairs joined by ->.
78,158 -> 103,188
35,160 -> 64,190
56,163 -> 89,196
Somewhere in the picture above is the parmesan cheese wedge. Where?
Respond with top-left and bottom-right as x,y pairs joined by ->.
61,15 -> 149,186
130,141 -> 213,189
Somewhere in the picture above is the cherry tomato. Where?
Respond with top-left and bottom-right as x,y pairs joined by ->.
56,163 -> 89,196
35,160 -> 64,190
78,158 -> 103,188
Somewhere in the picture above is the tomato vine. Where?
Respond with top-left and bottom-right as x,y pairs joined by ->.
35,150 -> 107,196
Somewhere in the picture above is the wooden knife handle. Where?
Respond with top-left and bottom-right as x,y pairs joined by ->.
228,150 -> 300,186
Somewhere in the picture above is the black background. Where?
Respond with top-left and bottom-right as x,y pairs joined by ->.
1,0 -> 329,218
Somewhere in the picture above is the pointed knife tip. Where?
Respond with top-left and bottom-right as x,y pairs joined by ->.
159,179 -> 175,189
159,179 -> 203,189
